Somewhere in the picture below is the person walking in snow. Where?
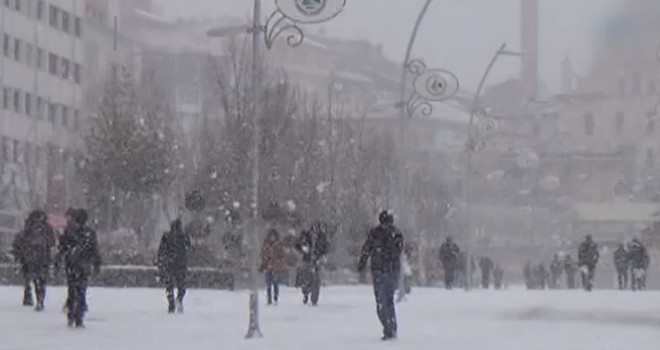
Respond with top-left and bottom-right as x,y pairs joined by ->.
260,229 -> 286,305
479,256 -> 494,289
549,254 -> 563,289
358,211 -> 404,341
295,221 -> 329,306
524,261 -> 533,289
57,209 -> 101,328
536,263 -> 549,289
157,219 -> 192,313
613,243 -> 629,290
628,238 -> 650,291
493,264 -> 504,290
11,210 -> 56,311
439,236 -> 460,290
564,254 -> 578,289
578,235 -> 599,292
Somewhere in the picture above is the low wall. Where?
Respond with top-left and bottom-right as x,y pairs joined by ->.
0,264 -> 234,290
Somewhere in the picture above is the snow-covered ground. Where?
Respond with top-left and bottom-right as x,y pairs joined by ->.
1,285 -> 659,350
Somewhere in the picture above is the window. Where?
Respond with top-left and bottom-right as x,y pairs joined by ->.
36,48 -> 44,69
632,71 -> 642,97
49,4 -> 58,28
13,38 -> 21,61
48,103 -> 56,124
61,10 -> 69,33
73,63 -> 81,84
2,88 -> 10,109
48,53 -> 58,75
13,139 -> 20,163
73,109 -> 80,130
4,0 -> 9,8
647,111 -> 657,136
61,106 -> 69,127
615,112 -> 624,136
1,137 -> 8,161
61,58 -> 69,79
13,89 -> 21,113
14,0 -> 20,12
646,148 -> 655,168
25,43 -> 33,67
36,97 -> 44,119
3,34 -> 10,57
74,17 -> 82,37
37,0 -> 44,20
584,112 -> 595,136
25,92 -> 31,116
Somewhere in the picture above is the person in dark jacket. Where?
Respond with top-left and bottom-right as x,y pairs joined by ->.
523,261 -> 533,289
11,210 -> 56,311
613,243 -> 629,290
438,236 -> 460,290
479,256 -> 494,289
578,235 -> 599,291
564,254 -> 577,289
358,210 -> 403,341
535,263 -> 549,289
57,209 -> 101,328
295,221 -> 329,306
549,254 -> 563,289
157,219 -> 191,313
493,264 -> 504,290
628,239 -> 650,291
260,229 -> 286,305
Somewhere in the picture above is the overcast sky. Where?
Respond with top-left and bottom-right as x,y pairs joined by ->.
155,0 -> 622,91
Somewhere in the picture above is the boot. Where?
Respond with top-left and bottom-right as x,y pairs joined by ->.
176,299 -> 184,314
23,288 -> 34,306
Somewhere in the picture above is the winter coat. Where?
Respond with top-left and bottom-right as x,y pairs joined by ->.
439,241 -> 460,269
157,227 -> 192,275
628,242 -> 650,270
260,235 -> 287,273
578,240 -> 599,267
613,246 -> 629,271
11,219 -> 56,273
550,258 -> 563,276
58,224 -> 101,275
295,229 -> 329,265
358,223 -> 404,274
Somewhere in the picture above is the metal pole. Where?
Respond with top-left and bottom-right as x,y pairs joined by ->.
464,43 -> 506,291
245,0 -> 263,339
396,0 -> 434,302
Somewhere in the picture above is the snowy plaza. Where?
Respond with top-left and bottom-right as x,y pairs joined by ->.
1,285 -> 659,350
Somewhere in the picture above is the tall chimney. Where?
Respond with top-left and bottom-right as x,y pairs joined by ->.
521,0 -> 539,101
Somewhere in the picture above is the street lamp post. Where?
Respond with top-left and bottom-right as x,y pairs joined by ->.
208,0 -> 347,339
464,43 -> 522,290
395,0 -> 459,301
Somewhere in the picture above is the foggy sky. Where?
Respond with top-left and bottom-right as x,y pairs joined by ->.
155,0 -> 622,91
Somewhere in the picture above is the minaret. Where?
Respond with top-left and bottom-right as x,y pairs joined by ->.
520,0 -> 539,101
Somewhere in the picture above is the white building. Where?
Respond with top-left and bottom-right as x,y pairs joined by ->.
0,0 -> 85,241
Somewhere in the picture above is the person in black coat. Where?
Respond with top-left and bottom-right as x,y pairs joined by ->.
56,209 -> 101,328
628,239 -> 650,291
493,264 -> 504,290
479,257 -> 494,289
438,236 -> 460,290
157,219 -> 192,313
11,210 -> 56,310
358,211 -> 403,341
295,221 -> 329,306
613,243 -> 629,290
578,235 -> 599,291
563,254 -> 577,289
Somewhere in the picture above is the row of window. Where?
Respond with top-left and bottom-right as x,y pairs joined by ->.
583,111 -> 656,137
2,0 -> 82,38
618,74 -> 657,99
1,85 -> 80,130
2,33 -> 82,84
0,137 -> 73,172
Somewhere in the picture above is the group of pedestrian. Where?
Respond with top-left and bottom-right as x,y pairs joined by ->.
11,208 -> 101,328
613,238 -> 650,291
525,254 -> 578,290
438,237 -> 505,290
